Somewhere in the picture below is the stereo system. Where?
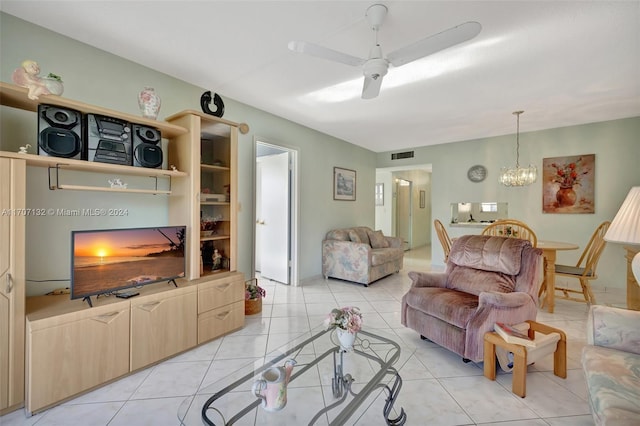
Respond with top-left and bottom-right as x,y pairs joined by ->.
36,104 -> 164,169
86,114 -> 132,166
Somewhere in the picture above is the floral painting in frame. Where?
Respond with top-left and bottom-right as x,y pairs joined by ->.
543,154 -> 595,213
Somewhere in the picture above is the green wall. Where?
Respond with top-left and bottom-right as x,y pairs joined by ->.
377,116 -> 640,292
0,12 -> 376,294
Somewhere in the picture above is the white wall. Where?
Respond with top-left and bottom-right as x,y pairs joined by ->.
377,117 -> 640,291
0,13 -> 376,294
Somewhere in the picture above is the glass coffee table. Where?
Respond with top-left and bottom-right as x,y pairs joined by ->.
178,325 -> 409,425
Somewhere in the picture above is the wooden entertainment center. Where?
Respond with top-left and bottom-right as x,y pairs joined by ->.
0,82 -> 246,415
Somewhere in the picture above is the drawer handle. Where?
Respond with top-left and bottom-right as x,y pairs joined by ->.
93,311 -> 122,324
138,301 -> 162,312
215,310 -> 231,320
215,283 -> 232,292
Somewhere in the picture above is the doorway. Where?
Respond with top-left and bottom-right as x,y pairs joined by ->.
255,140 -> 298,286
396,179 -> 412,251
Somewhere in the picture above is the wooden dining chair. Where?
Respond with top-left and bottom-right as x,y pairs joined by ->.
554,221 -> 611,305
481,219 -> 538,247
434,219 -> 452,262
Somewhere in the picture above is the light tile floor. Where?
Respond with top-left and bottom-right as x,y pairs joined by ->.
1,245 -> 626,425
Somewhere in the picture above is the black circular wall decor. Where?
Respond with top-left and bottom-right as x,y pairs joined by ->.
200,91 -> 225,117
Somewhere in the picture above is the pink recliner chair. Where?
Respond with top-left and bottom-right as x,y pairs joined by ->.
401,235 -> 544,363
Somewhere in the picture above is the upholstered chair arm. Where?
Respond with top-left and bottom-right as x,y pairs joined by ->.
464,291 -> 538,362
385,236 -> 403,249
587,305 -> 640,355
478,291 -> 533,309
408,271 -> 447,288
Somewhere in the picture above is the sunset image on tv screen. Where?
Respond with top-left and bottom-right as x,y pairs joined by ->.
71,226 -> 186,299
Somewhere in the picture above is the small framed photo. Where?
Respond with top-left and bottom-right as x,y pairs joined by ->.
334,167 -> 356,201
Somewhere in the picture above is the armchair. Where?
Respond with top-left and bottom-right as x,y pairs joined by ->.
401,235 -> 544,362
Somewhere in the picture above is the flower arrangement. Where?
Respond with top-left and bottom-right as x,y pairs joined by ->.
550,157 -> 589,188
245,282 -> 266,301
324,306 -> 363,334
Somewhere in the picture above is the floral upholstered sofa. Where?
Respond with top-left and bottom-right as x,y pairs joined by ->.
322,226 -> 403,286
582,305 -> 640,425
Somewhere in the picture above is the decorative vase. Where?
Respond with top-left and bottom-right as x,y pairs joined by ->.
138,86 -> 161,119
556,186 -> 577,207
337,328 -> 357,351
245,298 -> 262,315
42,77 -> 64,96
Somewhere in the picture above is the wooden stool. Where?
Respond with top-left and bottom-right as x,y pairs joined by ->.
483,320 -> 567,397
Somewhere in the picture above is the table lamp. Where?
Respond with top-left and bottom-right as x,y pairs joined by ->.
604,186 -> 640,283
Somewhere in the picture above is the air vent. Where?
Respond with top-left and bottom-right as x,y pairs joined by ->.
391,151 -> 414,160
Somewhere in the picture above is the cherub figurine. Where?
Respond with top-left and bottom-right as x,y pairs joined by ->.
12,60 -> 62,100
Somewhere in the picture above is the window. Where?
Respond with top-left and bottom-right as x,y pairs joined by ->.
481,202 -> 497,212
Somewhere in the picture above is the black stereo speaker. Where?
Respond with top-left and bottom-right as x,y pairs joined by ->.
38,105 -> 86,160
132,124 -> 163,168
86,114 -> 132,165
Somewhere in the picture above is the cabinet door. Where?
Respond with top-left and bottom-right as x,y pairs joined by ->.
0,296 -> 8,410
26,307 -> 130,413
0,158 -> 25,414
130,288 -> 197,370
0,159 -> 9,284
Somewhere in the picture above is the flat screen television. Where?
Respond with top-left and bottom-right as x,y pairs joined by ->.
71,225 -> 186,306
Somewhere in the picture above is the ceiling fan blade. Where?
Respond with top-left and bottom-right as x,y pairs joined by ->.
288,41 -> 365,67
387,21 -> 482,67
362,74 -> 384,99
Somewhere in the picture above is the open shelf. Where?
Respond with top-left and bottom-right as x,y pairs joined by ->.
0,152 -> 186,177
0,82 -> 187,139
55,184 -> 171,195
201,164 -> 230,172
201,235 -> 231,242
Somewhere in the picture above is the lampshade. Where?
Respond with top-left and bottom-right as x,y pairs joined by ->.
604,186 -> 640,284
499,111 -> 537,187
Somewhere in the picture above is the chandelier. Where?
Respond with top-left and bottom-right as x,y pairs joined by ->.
499,111 -> 537,187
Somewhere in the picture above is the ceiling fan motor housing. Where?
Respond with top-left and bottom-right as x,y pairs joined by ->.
363,58 -> 388,80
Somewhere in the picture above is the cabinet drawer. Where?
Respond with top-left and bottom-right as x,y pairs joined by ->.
198,300 -> 244,344
198,273 -> 244,313
26,308 -> 130,413
131,289 -> 197,370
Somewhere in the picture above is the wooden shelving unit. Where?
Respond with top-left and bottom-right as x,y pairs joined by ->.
166,110 -> 241,280
0,83 -> 247,415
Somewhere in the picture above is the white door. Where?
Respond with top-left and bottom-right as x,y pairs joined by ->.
257,152 -> 290,284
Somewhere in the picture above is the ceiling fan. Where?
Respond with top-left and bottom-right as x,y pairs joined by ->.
288,4 -> 482,99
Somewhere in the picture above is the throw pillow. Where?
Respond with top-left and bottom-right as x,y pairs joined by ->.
368,230 -> 389,249
348,230 -> 363,243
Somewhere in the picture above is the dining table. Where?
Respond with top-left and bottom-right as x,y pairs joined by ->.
537,240 -> 580,313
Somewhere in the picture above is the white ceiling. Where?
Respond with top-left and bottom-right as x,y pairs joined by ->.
2,1 -> 639,153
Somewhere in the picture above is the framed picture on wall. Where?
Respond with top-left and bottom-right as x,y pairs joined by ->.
543,154 -> 595,213
334,167 -> 356,201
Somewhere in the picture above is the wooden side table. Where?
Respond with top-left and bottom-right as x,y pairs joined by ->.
483,321 -> 567,397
